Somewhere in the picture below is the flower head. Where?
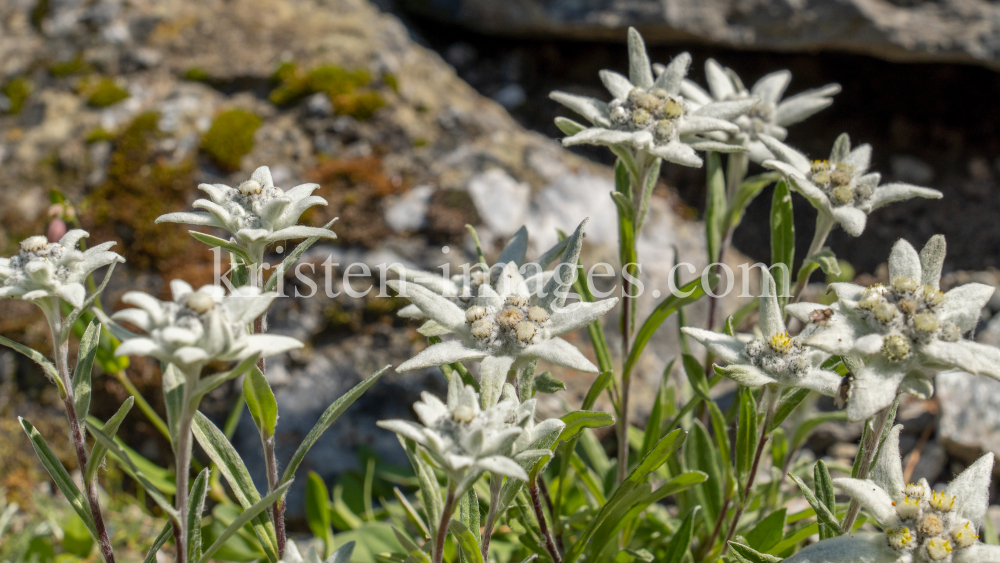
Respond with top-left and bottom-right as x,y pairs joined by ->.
677,59 -> 840,162
784,424 -> 999,563
788,236 -> 1000,421
112,280 -> 302,369
0,230 -> 123,310
761,133 -> 941,236
681,269 -> 840,395
377,376 -> 538,485
156,166 -> 336,264
549,28 -> 756,168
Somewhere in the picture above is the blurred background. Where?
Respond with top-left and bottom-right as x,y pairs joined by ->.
2,0 -> 1000,558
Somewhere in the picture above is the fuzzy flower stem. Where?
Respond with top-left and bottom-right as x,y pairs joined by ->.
531,476 -> 563,563
174,374 -> 198,563
538,478 -> 563,554
840,404 -> 895,533
791,213 -> 836,304
721,386 -> 779,556
44,306 -> 117,563
481,475 -> 502,561
433,486 -> 457,563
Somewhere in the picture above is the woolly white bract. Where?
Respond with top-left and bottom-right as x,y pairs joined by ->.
682,270 -> 840,396
0,231 -> 122,310
156,165 -> 336,264
761,133 -> 941,237
678,59 -> 840,163
112,279 -> 302,369
549,28 -> 755,168
390,220 -> 617,408
786,425 -> 999,563
788,236 -> 1000,421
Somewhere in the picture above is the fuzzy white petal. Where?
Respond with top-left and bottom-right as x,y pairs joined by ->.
396,341 -> 488,372
548,299 -> 619,337
680,328 -> 744,363
781,532 -> 900,563
522,338 -> 598,373
945,452 -> 994,529
833,478 -> 901,529
388,280 -> 467,333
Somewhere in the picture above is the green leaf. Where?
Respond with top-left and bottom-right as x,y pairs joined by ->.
682,354 -> 712,402
72,320 -> 100,424
770,428 -> 788,472
705,151 -> 727,263
736,388 -> 759,483
400,436 -> 442,533
327,541 -> 357,563
582,371 -> 613,412
19,417 -> 98,539
706,400 -> 732,485
282,365 -> 390,485
0,335 -> 64,395
190,230 -> 252,264
199,480 -> 294,563
610,191 -> 637,222
814,460 -> 837,540
630,428 -> 686,485
789,474 -> 841,535
62,513 -> 95,558
449,520 -> 484,563
624,278 -> 710,380
86,421 -> 177,519
746,508 -> 786,552
768,388 -> 811,433
726,172 -> 779,231
244,366 -> 278,437
662,506 -> 700,563
791,411 -> 848,450
770,180 -> 795,307
85,397 -> 134,484
729,541 -> 783,563
798,248 -> 841,283
163,362 -> 185,444
532,370 -> 565,394
394,487 -> 430,540
459,487 -> 480,546
264,218 -> 338,292
636,157 -> 662,230
641,359 -> 675,458
230,254 -> 250,288
557,411 -> 616,444
683,420 -> 722,523
554,117 -> 586,136
194,353 -> 261,402
189,468 -> 211,561
307,471 -> 336,557
191,412 -> 279,562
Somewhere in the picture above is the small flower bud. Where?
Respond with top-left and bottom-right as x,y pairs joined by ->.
887,527 -> 913,550
856,184 -> 874,199
515,322 -> 536,343
913,312 -> 938,333
831,170 -> 852,186
239,180 -> 263,195
627,88 -> 642,102
650,88 -> 668,99
769,332 -> 793,354
661,98 -> 683,119
952,521 -> 979,548
882,333 -> 912,362
874,302 -> 899,324
930,491 -> 956,512
20,236 -> 49,253
631,108 -> 651,127
506,295 -> 528,308
892,276 -> 920,294
940,322 -> 961,342
610,106 -> 630,125
923,286 -> 947,306
453,404 -> 475,422
896,495 -> 922,520
654,119 -> 674,141
832,184 -> 855,204
905,481 -> 930,502
925,538 -> 952,561
471,318 -> 494,339
498,308 -> 524,330
466,306 -> 487,322
185,291 -> 217,314
918,514 -> 944,537
635,93 -> 660,111
811,160 -> 830,174
527,306 -> 549,323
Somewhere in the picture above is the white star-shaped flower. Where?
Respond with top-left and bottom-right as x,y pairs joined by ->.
682,269 -> 841,396
760,133 -> 941,237
0,231 -> 123,310
549,28 -> 756,168
113,280 -> 302,370
156,166 -> 336,264
787,236 -> 1000,421
785,424 -> 999,563
675,59 -> 840,163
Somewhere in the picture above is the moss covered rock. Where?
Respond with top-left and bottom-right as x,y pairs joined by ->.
200,108 -> 261,172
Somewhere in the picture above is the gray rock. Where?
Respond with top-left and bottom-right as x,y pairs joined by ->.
396,0 -> 1000,71
492,83 -> 526,109
384,185 -> 434,233
936,369 -> 1000,464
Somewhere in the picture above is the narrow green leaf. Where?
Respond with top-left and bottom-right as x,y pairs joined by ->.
641,359 -> 675,458
162,362 -> 185,444
264,218 -> 338,292
581,371 -> 613,412
771,428 -> 789,471
662,506 -> 700,563
19,418 -> 98,539
230,254 -> 250,288
746,508 -> 786,552
554,117 -> 586,136
726,172 -> 779,231
729,541 -> 783,563
789,474 -> 841,534
188,468 -> 211,561
327,541 -> 356,563
189,230 -> 252,264
459,487 -> 481,547
557,411 -> 615,444
736,388 -> 759,482
791,411 -> 849,450
448,520 -> 484,563
400,436 -> 442,532
624,278 -> 709,379
394,487 -> 430,540
194,353 -> 260,401
85,397 -> 134,484
306,471 -> 335,557
86,421 -> 177,519
532,370 -> 565,394
0,335 -> 63,395
72,320 -> 100,424
706,400 -> 732,483
282,365 -> 390,485
798,248 -> 841,281
705,151 -> 727,263
683,420 -> 722,522
630,428 -> 686,484
243,367 -> 278,437
682,354 -> 712,402
199,480 -> 294,563
636,157 -> 662,230
143,523 -> 174,563
814,460 -> 837,540
770,180 -> 795,306
610,191 -> 637,222
768,388 -> 811,433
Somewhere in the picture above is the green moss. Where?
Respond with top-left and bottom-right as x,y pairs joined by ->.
381,71 -> 399,93
84,128 -> 114,143
200,109 -> 262,173
183,67 -> 211,82
3,78 -> 31,114
49,56 -> 87,77
87,78 -> 129,108
268,62 -> 386,119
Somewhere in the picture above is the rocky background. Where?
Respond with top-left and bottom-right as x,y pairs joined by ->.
2,0 -> 1000,541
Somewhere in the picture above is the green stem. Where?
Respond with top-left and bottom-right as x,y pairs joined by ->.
530,477 -> 562,563
433,486 -> 457,563
481,475 -> 502,561
840,405 -> 894,532
791,213 -> 836,303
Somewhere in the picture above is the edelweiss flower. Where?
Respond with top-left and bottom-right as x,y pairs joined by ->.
682,270 -> 840,396
761,133 -> 941,237
787,236 -> 1000,421
675,59 -> 840,162
391,225 -> 568,334
156,166 -> 337,264
0,231 -> 123,310
549,28 -> 756,168
785,425 -> 999,563
377,377 -> 536,485
113,280 -> 302,369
